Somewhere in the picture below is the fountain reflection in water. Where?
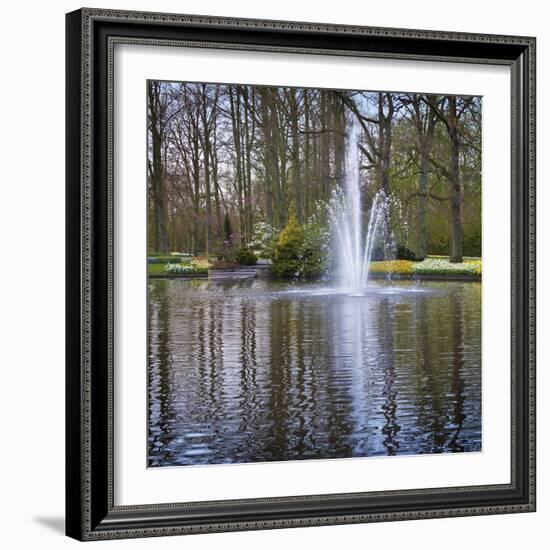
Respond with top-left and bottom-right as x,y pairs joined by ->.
329,120 -> 394,290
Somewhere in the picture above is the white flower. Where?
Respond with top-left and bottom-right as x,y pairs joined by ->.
165,263 -> 193,274
412,258 -> 481,275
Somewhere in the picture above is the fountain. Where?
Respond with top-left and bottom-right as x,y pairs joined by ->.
329,121 -> 394,291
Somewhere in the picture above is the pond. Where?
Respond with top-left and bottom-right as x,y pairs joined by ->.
148,278 -> 481,467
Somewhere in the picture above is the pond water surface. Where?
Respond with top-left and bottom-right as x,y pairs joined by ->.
148,278 -> 481,467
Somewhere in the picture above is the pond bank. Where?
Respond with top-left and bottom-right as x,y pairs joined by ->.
149,272 -> 208,279
148,257 -> 481,282
148,271 -> 480,282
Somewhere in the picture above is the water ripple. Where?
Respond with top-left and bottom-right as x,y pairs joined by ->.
148,279 -> 481,466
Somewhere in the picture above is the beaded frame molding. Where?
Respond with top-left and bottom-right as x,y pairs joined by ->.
66,7 -> 536,541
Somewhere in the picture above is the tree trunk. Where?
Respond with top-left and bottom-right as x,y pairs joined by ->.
448,96 -> 463,263
229,86 -> 246,242
210,132 -> 221,240
259,88 -> 281,227
191,132 -> 201,254
289,88 -> 302,222
378,93 -> 394,195
333,93 -> 346,189
416,101 -> 437,259
147,82 -> 169,253
200,86 -> 212,256
303,90 -> 311,219
243,86 -> 254,242
320,90 -> 330,201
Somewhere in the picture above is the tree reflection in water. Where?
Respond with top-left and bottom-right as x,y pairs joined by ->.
148,279 -> 482,466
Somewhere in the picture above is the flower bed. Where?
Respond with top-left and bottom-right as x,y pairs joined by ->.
368,260 -> 413,274
165,263 -> 196,274
411,258 -> 481,276
368,257 -> 481,278
190,257 -> 213,270
148,257 -> 212,276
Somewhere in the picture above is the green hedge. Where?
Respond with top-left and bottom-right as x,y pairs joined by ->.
148,255 -> 191,264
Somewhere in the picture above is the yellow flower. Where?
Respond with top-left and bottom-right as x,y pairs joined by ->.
368,260 -> 413,274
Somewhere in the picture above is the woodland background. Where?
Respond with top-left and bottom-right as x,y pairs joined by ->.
148,82 -> 482,265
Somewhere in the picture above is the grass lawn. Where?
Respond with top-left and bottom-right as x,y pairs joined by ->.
148,262 -> 170,274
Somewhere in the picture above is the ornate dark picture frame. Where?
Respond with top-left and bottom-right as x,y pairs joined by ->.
66,8 -> 536,541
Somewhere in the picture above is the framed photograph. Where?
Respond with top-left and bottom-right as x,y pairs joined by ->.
66,8 -> 536,541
